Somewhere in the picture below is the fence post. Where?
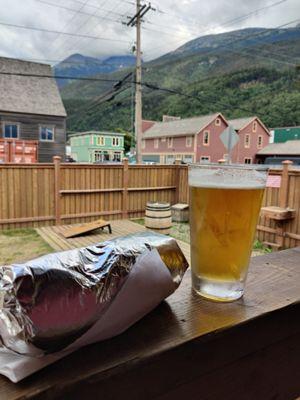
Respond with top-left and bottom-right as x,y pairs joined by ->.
279,160 -> 293,208
175,160 -> 181,204
275,160 -> 293,249
122,158 -> 129,219
53,156 -> 61,225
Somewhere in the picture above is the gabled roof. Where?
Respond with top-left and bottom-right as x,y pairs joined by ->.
228,116 -> 270,135
0,57 -> 66,117
142,113 -> 223,138
257,140 -> 300,155
228,117 -> 255,131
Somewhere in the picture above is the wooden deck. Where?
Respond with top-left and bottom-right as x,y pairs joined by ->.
36,220 -> 191,261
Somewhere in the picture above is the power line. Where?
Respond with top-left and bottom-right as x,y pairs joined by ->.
56,0 -> 130,60
0,21 -> 131,43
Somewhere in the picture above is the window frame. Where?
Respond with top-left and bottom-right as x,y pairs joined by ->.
112,137 -> 120,147
253,121 -> 257,133
142,139 -> 145,149
167,137 -> 173,148
39,125 -> 55,142
97,136 -> 105,146
244,134 -> 250,148
244,157 -> 252,164
203,130 -> 210,146
215,118 -> 221,126
186,136 -> 192,148
257,135 -> 263,149
154,139 -> 159,149
3,122 -> 19,139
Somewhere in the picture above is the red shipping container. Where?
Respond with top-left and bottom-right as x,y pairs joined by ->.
0,139 -> 38,163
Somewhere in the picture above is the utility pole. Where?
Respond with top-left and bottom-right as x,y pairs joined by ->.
125,2 -> 154,164
135,0 -> 142,164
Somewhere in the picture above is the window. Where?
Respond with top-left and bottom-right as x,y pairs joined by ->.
200,156 -> 210,163
253,121 -> 257,132
215,118 -> 221,126
165,155 -> 175,164
183,155 -> 193,163
257,135 -> 263,149
97,136 -> 105,146
203,130 -> 210,146
142,140 -> 145,149
4,123 -> 19,138
244,134 -> 250,148
186,137 -> 192,147
112,137 -> 120,146
40,126 -> 54,141
113,152 -> 121,162
154,139 -> 159,149
167,137 -> 173,148
244,157 -> 252,164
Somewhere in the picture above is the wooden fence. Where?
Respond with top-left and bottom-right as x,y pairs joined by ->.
0,158 -> 299,249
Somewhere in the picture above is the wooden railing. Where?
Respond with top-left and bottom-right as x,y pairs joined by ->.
0,158 -> 299,249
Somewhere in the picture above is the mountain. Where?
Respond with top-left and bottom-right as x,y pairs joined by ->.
54,54 -> 136,87
60,26 -> 300,131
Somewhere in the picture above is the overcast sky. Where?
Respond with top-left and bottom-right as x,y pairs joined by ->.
0,0 -> 299,64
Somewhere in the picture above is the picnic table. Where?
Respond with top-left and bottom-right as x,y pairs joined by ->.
0,247 -> 299,400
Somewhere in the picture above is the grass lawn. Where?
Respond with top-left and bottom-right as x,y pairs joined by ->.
133,219 -> 270,256
0,228 -> 53,265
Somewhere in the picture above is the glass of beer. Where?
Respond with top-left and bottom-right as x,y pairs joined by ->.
189,164 -> 268,302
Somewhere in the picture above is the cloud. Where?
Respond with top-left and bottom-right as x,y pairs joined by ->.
0,0 -> 298,63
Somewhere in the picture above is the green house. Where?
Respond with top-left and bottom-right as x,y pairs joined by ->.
70,131 -> 125,162
271,126 -> 300,143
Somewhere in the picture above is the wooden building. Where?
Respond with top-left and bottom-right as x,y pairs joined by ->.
0,57 -> 67,162
141,114 -> 270,164
70,131 -> 125,162
229,117 -> 271,164
141,113 -> 229,164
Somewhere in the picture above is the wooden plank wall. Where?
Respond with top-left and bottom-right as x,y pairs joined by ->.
0,159 -> 299,249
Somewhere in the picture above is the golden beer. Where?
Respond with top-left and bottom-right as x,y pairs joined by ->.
189,165 -> 267,302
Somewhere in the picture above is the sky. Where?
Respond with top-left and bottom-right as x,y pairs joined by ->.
0,0 -> 299,64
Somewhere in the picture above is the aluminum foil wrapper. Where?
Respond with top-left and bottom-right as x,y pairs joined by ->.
0,232 -> 188,358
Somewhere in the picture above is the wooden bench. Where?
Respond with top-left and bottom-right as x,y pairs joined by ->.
1,247 -> 300,400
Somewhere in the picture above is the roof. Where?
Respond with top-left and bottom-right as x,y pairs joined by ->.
142,113 -> 221,138
257,140 -> 300,155
0,57 -> 66,117
70,131 -> 125,137
272,126 -> 300,130
228,117 -> 255,131
228,116 -> 270,136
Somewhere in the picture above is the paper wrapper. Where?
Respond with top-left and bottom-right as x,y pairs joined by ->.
0,232 -> 188,382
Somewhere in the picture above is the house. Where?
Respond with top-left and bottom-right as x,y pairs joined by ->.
256,140 -> 300,165
70,131 -> 125,162
270,126 -> 300,143
229,117 -> 270,164
141,113 -> 229,164
0,57 -> 67,162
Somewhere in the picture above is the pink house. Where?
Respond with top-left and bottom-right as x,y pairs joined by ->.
229,117 -> 271,164
142,113 -> 229,164
142,114 -> 270,164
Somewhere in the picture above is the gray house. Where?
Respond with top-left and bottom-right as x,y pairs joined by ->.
0,57 -> 67,162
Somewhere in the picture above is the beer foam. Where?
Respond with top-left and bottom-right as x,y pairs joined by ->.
189,166 -> 267,189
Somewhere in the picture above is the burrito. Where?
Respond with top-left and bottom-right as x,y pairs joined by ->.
0,232 -> 188,360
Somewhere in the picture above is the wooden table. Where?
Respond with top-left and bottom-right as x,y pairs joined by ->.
1,248 -> 300,400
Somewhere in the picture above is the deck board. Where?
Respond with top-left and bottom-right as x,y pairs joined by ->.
36,220 -> 190,260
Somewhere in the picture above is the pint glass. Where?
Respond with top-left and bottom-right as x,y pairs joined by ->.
189,164 -> 268,302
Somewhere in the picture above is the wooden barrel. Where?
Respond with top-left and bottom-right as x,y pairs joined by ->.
145,202 -> 172,235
